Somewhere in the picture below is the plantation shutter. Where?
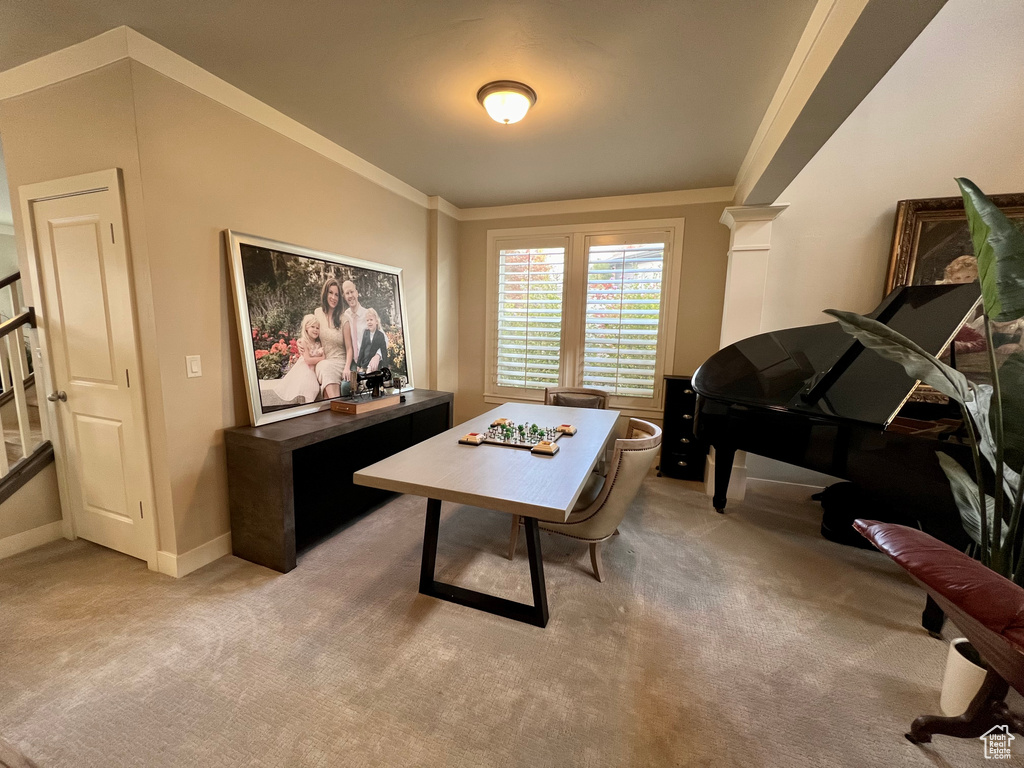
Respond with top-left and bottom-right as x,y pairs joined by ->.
582,238 -> 667,398
495,246 -> 566,389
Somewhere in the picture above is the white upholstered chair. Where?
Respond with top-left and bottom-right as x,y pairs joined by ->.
507,418 -> 662,582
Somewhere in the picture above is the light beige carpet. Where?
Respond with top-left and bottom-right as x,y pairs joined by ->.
0,472 -> 1018,767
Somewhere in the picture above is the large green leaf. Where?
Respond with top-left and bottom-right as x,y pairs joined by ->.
937,452 -> 1002,548
997,352 -> 1024,474
823,309 -> 974,404
966,383 -> 1021,502
958,178 -> 1024,322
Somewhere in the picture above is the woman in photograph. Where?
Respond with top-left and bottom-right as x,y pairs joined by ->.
356,307 -> 389,373
314,278 -> 353,398
274,314 -> 324,403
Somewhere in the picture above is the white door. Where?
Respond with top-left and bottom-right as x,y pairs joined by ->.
27,174 -> 157,566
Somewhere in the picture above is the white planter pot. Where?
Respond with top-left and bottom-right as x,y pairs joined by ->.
940,638 -> 988,716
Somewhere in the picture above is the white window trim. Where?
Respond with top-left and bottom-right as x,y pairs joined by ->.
484,218 -> 684,418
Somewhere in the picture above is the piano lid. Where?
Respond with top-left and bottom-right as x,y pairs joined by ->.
693,283 -> 981,427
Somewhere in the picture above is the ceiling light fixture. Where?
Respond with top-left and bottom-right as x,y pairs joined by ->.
477,81 -> 537,125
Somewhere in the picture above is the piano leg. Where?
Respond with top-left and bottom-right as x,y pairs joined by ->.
713,446 -> 736,514
921,595 -> 945,638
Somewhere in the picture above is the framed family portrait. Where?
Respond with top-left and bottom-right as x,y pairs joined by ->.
884,192 -> 1024,397
226,231 -> 414,426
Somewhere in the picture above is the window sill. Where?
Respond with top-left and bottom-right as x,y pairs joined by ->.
483,392 -> 663,421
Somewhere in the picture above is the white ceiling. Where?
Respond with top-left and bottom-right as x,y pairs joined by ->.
0,1 -> 819,208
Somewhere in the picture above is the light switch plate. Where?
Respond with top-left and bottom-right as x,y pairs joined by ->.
186,355 -> 202,378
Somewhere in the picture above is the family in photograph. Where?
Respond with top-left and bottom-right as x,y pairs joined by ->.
272,276 -> 390,403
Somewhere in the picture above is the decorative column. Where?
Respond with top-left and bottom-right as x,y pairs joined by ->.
705,204 -> 788,504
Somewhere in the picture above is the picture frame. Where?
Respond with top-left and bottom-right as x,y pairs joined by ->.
884,192 -> 1024,294
884,193 -> 1024,400
226,231 -> 414,426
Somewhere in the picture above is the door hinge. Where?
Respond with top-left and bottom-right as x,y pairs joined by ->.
139,501 -> 143,519
110,223 -> 115,244
126,369 -> 130,387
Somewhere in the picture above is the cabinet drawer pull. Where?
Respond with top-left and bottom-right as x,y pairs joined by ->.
684,389 -> 693,395
679,437 -> 690,444
682,414 -> 693,420
677,460 -> 688,467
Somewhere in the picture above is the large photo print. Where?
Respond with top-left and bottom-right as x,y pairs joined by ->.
226,231 -> 413,426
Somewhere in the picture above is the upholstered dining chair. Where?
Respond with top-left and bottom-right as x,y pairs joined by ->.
545,386 -> 612,473
544,386 -> 609,410
508,418 -> 662,582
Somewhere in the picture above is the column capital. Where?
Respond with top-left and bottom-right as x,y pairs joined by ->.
720,204 -> 789,230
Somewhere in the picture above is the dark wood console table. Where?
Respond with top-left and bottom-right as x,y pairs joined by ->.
225,389 -> 453,572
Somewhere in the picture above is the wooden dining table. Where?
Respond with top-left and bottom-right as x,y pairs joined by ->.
354,402 -> 620,627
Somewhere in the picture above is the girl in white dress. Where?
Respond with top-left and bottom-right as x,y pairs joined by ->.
274,314 -> 324,404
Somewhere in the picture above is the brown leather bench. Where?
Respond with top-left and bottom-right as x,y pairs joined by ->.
855,519 -> 1024,744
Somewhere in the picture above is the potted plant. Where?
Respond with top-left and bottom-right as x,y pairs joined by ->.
825,178 -> 1024,709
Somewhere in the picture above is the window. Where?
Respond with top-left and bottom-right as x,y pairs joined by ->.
486,220 -> 682,414
495,245 -> 565,389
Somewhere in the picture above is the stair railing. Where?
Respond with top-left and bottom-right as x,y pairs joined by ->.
0,271 -> 41,475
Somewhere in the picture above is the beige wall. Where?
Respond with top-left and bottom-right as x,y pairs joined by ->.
427,210 -> 459,393
130,63 -> 431,552
0,61 -> 437,555
456,202 -> 730,422
764,0 -> 1024,331
0,234 -> 17,320
0,461 -> 61,543
743,0 -> 1024,486
0,234 -> 16,276
0,62 -> 179,551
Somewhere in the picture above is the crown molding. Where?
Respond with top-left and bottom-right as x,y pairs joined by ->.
732,0 -> 867,205
0,27 -> 129,101
720,204 -> 789,229
426,196 -> 461,220
455,186 -> 735,222
0,26 -> 431,209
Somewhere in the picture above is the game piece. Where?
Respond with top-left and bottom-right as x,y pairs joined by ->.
531,440 -> 559,456
466,418 -> 578,453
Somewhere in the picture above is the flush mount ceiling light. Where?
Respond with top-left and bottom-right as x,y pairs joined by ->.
477,80 -> 537,125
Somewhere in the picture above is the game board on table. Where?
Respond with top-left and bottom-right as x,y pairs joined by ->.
459,418 -> 577,455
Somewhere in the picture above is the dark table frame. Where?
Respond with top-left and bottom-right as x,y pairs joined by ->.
419,498 -> 549,628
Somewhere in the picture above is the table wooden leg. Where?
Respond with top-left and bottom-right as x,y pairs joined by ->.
418,499 -> 549,628
524,516 -> 549,626
419,497 -> 441,592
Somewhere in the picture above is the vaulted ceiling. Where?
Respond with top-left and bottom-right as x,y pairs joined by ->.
0,0 -> 819,208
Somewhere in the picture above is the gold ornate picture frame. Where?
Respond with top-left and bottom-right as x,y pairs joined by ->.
885,192 -> 1024,402
885,192 -> 1024,294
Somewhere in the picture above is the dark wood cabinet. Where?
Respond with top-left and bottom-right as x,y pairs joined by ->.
658,375 -> 707,481
225,389 -> 453,572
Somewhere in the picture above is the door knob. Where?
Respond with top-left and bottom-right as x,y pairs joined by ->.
47,390 -> 67,402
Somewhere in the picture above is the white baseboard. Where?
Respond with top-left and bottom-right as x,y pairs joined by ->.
0,520 -> 65,560
157,532 -> 232,578
746,477 -> 827,495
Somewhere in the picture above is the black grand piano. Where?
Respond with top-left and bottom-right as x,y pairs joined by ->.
692,283 -> 981,549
